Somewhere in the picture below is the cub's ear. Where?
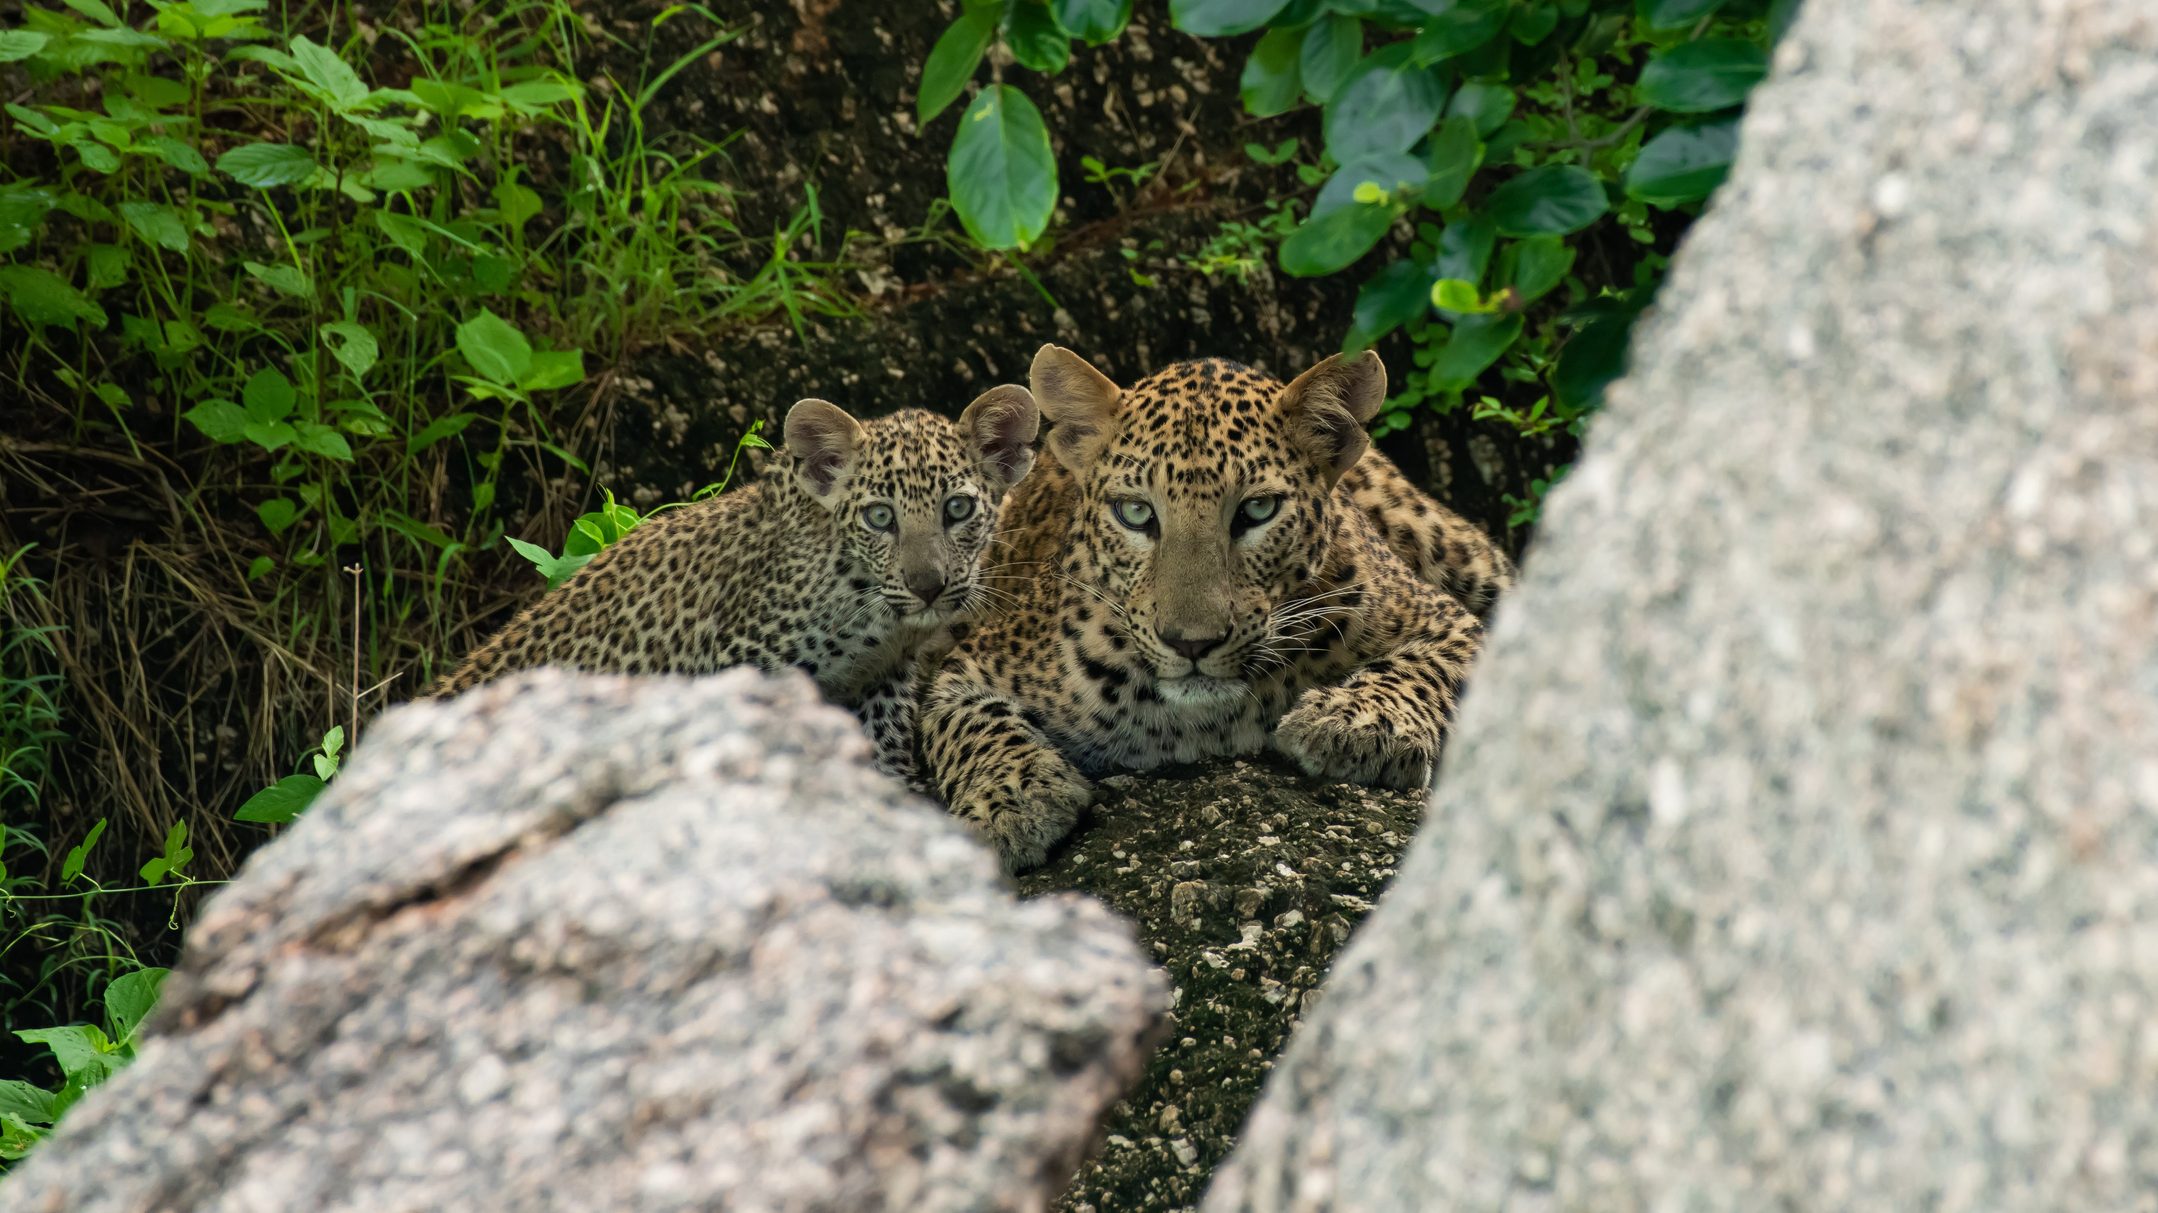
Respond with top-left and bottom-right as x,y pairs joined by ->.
1029,344 -> 1121,475
783,398 -> 866,506
958,384 -> 1041,493
1278,350 -> 1386,484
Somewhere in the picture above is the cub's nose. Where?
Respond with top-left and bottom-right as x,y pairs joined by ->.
1160,628 -> 1226,661
905,570 -> 947,608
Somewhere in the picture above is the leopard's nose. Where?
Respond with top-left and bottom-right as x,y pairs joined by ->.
1160,628 -> 1226,661
905,570 -> 947,608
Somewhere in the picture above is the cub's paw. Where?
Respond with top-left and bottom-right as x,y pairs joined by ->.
1273,685 -> 1438,790
949,747 -> 1094,874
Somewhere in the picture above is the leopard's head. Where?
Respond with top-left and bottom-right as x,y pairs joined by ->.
1031,345 -> 1383,702
783,387 -> 1039,628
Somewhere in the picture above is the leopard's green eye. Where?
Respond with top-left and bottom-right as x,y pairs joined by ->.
861,503 -> 896,532
1112,499 -> 1156,531
943,494 -> 977,524
1239,495 -> 1281,525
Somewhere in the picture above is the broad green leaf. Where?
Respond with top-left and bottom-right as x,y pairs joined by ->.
289,35 -> 367,109
59,819 -> 104,884
1625,116 -> 1740,206
246,555 -> 274,581
1323,57 -> 1447,166
1347,258 -> 1434,348
1430,313 -> 1524,389
1637,0 -> 1727,28
241,419 -> 296,451
1434,215 -> 1497,286
61,0 -> 123,25
1407,0 -> 1509,63
1507,235 -> 1575,302
1298,16 -> 1360,105
294,422 -> 354,461
917,10 -> 994,126
1769,0 -> 1803,42
243,260 -> 311,297
407,411 -> 478,454
1446,82 -> 1514,136
498,80 -> 577,110
138,823 -> 189,888
105,968 -> 168,1045
1313,151 -> 1427,218
519,349 -> 585,392
1006,2 -> 1070,74
1637,40 -> 1767,113
1052,0 -> 1131,42
216,142 -> 317,187
256,496 -> 298,534
0,1081 -> 55,1125
117,200 -> 189,252
1554,307 -> 1640,408
947,85 -> 1057,251
456,309 -> 533,385
85,243 -> 129,289
73,141 -> 119,173
0,31 -> 51,62
234,773 -> 326,824
1240,27 -> 1304,118
1485,165 -> 1608,235
1170,0 -> 1291,37
15,1026 -> 116,1084
1420,115 -> 1481,210
0,265 -> 106,329
1279,204 -> 1391,277
1431,278 -> 1487,312
184,399 -> 249,443
0,187 -> 54,253
243,366 -> 295,422
321,321 -> 378,380
138,135 -> 208,174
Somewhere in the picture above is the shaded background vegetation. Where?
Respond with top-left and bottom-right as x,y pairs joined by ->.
0,0 -> 1779,1164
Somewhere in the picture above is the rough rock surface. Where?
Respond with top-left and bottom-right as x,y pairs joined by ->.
1018,761 -> 1424,1212
1209,1 -> 2158,1210
7,669 -> 1167,1213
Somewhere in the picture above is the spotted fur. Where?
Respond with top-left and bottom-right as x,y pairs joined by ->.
920,347 -> 1496,871
434,389 -> 1039,787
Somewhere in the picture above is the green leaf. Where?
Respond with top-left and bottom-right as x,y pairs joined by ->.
138,135 -> 208,175
1625,116 -> 1740,206
289,35 -> 368,109
1511,0 -> 1558,43
246,555 -> 275,581
1507,235 -> 1575,302
0,31 -> 51,63
104,968 -> 167,1045
1434,215 -> 1496,286
1637,0 -> 1727,29
1446,82 -> 1514,137
1554,307 -> 1640,409
1407,0 -> 1510,63
1052,0 -> 1131,42
138,822 -> 190,888
508,537 -> 593,591
1323,57 -> 1447,166
216,142 -> 318,188
243,260 -> 311,297
234,773 -> 326,824
1315,151 -> 1427,217
1298,16 -> 1360,105
456,309 -> 533,385
918,10 -> 994,127
1769,0 -> 1803,42
74,141 -> 121,176
1240,26 -> 1304,118
256,497 -> 298,534
1430,313 -> 1524,390
0,1081 -> 56,1125
243,366 -> 295,422
0,187 -> 54,254
294,422 -> 354,461
1420,115 -> 1481,210
117,200 -> 189,252
947,85 -> 1058,251
16,1026 -> 116,1085
1347,258 -> 1434,348
84,244 -> 129,291
1006,3 -> 1070,74
1485,165 -> 1608,236
1637,40 -> 1767,113
63,0 -> 124,22
59,819 -> 104,884
407,411 -> 478,454
184,399 -> 248,443
321,321 -> 378,380
1170,0 -> 1291,37
0,265 -> 106,329
518,349 -> 585,392
1279,204 -> 1391,277
1431,278 -> 1486,312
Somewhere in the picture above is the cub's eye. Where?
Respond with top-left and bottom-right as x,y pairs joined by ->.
861,503 -> 896,532
1237,495 -> 1282,527
1111,499 -> 1156,531
943,494 -> 977,524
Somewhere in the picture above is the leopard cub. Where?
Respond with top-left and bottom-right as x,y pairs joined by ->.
434,386 -> 1039,786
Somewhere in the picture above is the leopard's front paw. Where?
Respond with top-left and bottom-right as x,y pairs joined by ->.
948,747 -> 1094,874
1273,685 -> 1438,790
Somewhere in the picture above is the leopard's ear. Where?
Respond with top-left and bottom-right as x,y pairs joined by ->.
1278,350 -> 1386,484
783,398 -> 866,506
958,384 -> 1041,493
1029,345 -> 1121,475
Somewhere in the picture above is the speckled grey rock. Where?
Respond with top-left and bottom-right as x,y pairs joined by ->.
8,668 -> 1167,1213
1209,1 -> 2158,1210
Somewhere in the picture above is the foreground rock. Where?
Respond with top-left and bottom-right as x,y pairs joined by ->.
9,669 -> 1166,1213
1018,762 -> 1423,1212
1209,1 -> 2158,1210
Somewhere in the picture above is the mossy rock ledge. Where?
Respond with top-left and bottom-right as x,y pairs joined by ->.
1016,760 -> 1425,1212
